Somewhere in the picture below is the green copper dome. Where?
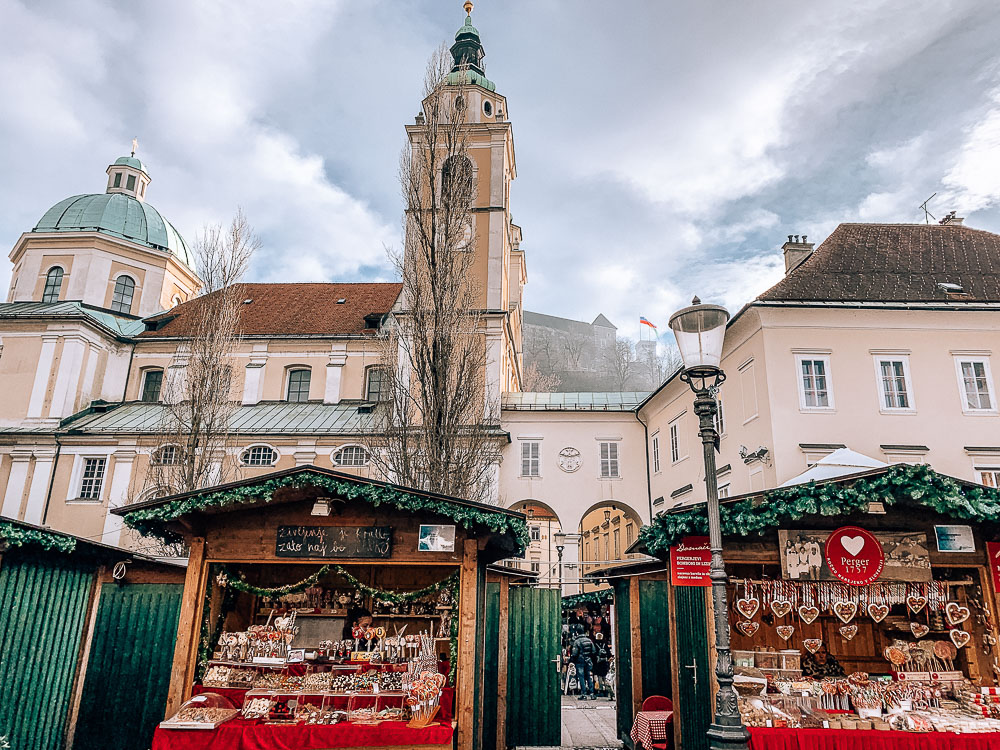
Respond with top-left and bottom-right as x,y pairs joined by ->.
34,193 -> 192,266
112,155 -> 149,175
455,16 -> 481,41
449,12 -> 494,90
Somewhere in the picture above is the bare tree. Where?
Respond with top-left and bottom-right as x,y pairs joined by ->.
372,48 -> 500,505
522,361 -> 561,392
602,338 -> 636,391
144,209 -> 259,496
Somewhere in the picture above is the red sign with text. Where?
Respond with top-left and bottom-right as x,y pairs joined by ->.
987,542 -> 1000,594
824,526 -> 885,585
671,536 -> 711,586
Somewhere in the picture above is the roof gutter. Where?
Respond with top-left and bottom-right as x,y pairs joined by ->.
635,409 -> 654,522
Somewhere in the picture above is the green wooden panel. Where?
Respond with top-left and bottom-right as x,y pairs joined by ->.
675,586 -> 712,750
506,586 -> 560,747
74,582 -> 183,750
639,579 -> 672,701
472,563 -> 486,750
612,579 -> 633,740
0,551 -> 94,750
481,582 -> 500,750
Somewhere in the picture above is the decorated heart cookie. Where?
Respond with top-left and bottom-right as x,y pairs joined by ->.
950,629 -> 971,649
833,601 -> 857,624
736,598 -> 760,619
736,620 -> 760,637
868,603 -> 889,623
798,605 -> 819,625
839,624 -> 859,641
770,599 -> 793,619
946,602 -> 971,626
907,595 -> 928,614
910,622 -> 930,638
776,625 -> 795,641
803,638 -> 823,654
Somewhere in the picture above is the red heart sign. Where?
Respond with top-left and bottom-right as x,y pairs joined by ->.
824,526 -> 885,586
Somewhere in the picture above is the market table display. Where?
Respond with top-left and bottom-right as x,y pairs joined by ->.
629,710 -> 673,750
749,727 -> 1000,750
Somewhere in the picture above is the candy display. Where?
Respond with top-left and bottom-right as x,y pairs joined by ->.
160,693 -> 239,729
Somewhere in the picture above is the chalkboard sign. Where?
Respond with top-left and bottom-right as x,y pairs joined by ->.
275,525 -> 392,559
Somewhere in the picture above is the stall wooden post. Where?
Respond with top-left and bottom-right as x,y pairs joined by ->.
629,574 -> 643,717
497,575 -> 510,750
456,537 -> 479,750
165,536 -> 207,716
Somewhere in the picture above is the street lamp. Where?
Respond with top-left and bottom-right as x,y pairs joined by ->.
554,532 -> 566,592
668,296 -> 749,750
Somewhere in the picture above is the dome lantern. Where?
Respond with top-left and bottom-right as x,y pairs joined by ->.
106,138 -> 151,202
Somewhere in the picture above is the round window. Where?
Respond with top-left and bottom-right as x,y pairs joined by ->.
483,100 -> 493,117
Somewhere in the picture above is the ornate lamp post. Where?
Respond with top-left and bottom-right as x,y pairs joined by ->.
668,297 -> 749,750
554,532 -> 566,592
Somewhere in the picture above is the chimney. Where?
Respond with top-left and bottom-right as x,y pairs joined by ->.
939,211 -> 964,226
781,234 -> 814,274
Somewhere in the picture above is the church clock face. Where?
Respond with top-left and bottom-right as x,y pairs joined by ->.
558,447 -> 582,473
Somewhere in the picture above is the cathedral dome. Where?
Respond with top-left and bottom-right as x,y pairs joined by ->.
32,154 -> 192,267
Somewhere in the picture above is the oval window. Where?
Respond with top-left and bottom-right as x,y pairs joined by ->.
483,100 -> 493,117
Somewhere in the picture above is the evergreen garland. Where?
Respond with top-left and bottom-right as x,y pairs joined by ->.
562,589 -> 614,608
0,521 -> 76,554
120,470 -> 529,552
223,565 -> 333,598
637,463 -> 1000,558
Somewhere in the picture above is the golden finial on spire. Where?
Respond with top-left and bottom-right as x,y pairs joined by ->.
464,1 -> 473,15
131,137 -> 138,157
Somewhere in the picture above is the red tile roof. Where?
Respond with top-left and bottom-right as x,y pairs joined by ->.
140,282 -> 402,337
757,223 -> 1000,303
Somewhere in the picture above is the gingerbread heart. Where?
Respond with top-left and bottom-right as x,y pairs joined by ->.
770,599 -> 793,619
868,603 -> 889,623
803,638 -> 823,654
839,624 -> 859,641
950,629 -> 971,649
907,595 -> 928,614
833,601 -> 857,624
798,605 -> 820,625
776,625 -> 795,641
910,622 -> 930,638
736,620 -> 760,637
736,598 -> 760,619
946,602 -> 971,626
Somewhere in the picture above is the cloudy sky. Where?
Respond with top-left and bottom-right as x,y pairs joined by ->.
2,0 -> 1000,340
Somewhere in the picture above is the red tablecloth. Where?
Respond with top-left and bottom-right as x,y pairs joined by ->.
749,727 -> 1000,750
192,685 -> 455,722
630,710 -> 673,750
153,719 -> 452,750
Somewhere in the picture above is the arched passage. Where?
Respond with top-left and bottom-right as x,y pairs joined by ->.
507,499 -> 563,588
577,500 -> 644,591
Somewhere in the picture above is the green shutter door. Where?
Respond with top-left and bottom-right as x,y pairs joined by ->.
481,582 -> 501,750
506,586 -> 561,746
73,582 -> 183,750
674,586 -> 712,750
638,579 -> 672,700
0,552 -> 94,750
611,579 -> 633,740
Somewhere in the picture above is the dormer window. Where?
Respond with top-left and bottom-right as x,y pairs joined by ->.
42,266 -> 64,303
113,173 -> 122,188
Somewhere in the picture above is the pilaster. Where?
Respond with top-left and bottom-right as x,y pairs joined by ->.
0,451 -> 33,518
27,335 -> 58,418
100,448 -> 137,547
324,344 -> 348,404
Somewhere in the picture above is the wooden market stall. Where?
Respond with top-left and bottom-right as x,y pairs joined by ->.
612,464 -> 1000,750
114,465 -> 528,750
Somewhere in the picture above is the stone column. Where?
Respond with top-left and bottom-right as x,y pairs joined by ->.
1,451 -> 33,518
324,344 -> 348,404
22,448 -> 57,525
561,532 -> 583,596
78,343 -> 102,406
49,335 -> 88,418
100,449 -> 137,547
27,335 -> 58,418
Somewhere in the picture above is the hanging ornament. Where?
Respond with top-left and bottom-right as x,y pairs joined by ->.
776,625 -> 795,641
839,624 -> 859,641
803,638 -> 823,654
771,599 -> 793,619
736,597 -> 760,620
798,605 -> 820,625
868,603 -> 889,623
910,622 -> 930,638
907,594 -> 928,614
946,603 -> 971,626
834,601 -> 858,624
951,629 -> 972,649
216,571 -> 229,588
736,621 -> 760,637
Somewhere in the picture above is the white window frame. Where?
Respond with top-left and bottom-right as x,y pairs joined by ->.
110,273 -> 138,314
529,524 -> 541,542
652,433 -> 661,474
599,441 -> 620,479
873,354 -> 916,413
241,444 -> 278,467
718,483 -> 731,499
977,466 -> 1000,488
795,353 -> 835,411
954,356 -> 997,414
72,455 -> 108,502
151,444 -> 183,466
520,440 -> 540,478
332,444 -> 370,467
714,398 -> 726,437
285,367 -> 312,403
668,413 -> 686,464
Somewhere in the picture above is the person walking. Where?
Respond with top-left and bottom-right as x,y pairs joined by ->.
570,625 -> 597,700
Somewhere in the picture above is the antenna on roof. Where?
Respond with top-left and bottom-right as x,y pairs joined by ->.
919,193 -> 937,224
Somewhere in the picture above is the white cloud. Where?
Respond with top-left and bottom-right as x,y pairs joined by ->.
942,85 -> 1000,214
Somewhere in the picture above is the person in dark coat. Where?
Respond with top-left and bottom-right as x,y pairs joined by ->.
570,624 -> 597,700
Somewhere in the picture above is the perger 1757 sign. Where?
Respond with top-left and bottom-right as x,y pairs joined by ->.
824,526 -> 885,586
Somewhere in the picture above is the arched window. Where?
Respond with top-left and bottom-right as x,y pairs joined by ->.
151,444 -> 183,465
241,445 -> 278,467
42,267 -> 64,303
366,367 -> 387,402
111,275 -> 136,314
141,368 -> 163,402
441,156 -> 473,204
286,368 -> 312,402
333,445 -> 370,467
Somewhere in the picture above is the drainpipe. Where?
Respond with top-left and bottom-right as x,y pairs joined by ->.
40,434 -> 62,526
635,409 -> 654,522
